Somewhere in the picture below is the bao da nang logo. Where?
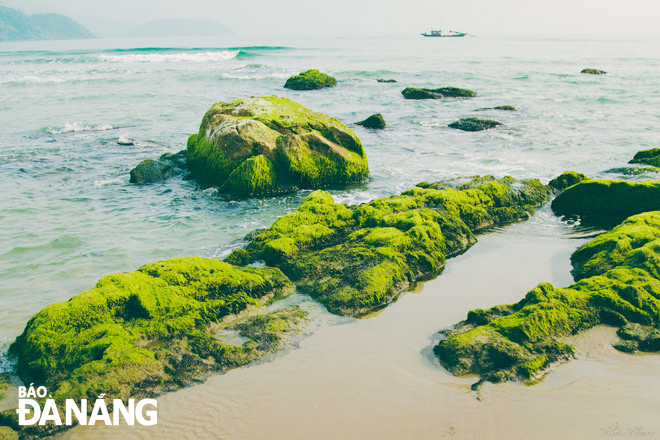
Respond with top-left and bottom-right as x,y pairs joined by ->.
17,384 -> 157,426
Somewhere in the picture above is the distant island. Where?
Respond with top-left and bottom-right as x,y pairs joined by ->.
77,17 -> 235,38
0,6 -> 94,41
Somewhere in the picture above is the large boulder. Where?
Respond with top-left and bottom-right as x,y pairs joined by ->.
448,117 -> 502,132
185,96 -> 369,196
551,179 -> 660,225
284,69 -> 337,90
401,87 -> 476,99
356,113 -> 386,129
226,176 -> 550,317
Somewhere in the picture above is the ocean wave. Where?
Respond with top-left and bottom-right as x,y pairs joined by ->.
98,50 -> 240,63
45,122 -> 114,134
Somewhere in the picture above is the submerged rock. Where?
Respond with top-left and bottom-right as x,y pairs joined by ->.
629,148 -> 660,167
581,68 -> 606,75
551,179 -> 660,225
129,150 -> 187,184
475,105 -> 517,111
356,113 -> 386,129
448,117 -> 502,132
284,69 -> 337,90
604,166 -> 660,176
226,176 -> 550,317
548,170 -> 587,191
185,96 -> 369,196
434,211 -> 660,385
377,78 -> 397,83
9,257 -> 305,416
401,87 -> 476,100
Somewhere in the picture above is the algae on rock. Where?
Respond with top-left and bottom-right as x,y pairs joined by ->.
185,96 -> 369,196
284,69 -> 337,90
434,211 -> 660,385
9,257 -> 307,406
401,87 -> 476,100
227,176 -> 550,316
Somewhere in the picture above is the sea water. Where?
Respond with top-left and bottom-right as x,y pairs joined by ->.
1,34 -> 660,437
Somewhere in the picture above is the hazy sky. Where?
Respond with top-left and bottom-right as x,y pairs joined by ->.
3,0 -> 660,37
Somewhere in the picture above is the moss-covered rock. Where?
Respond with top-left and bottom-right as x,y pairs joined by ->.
581,68 -> 606,75
448,118 -> 502,132
129,150 -> 187,184
185,96 -> 369,196
551,179 -> 660,225
548,171 -> 587,191
284,69 -> 337,90
9,257 -> 304,407
434,211 -> 660,385
356,113 -> 386,129
629,148 -> 660,167
227,176 -> 550,316
401,87 -> 476,100
377,78 -> 396,83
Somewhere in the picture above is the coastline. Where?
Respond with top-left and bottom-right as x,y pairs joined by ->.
58,208 -> 660,440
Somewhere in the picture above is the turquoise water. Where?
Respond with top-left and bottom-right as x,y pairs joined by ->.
1,35 -> 660,364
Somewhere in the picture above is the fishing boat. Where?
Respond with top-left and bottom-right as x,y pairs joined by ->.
421,29 -> 467,37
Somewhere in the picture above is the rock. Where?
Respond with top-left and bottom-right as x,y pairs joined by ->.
226,176 -> 550,317
629,148 -> 660,167
401,87 -> 476,100
448,117 -> 502,132
434,211 -> 660,384
9,257 -> 305,410
581,68 -> 606,75
476,105 -> 517,111
356,113 -> 386,129
551,179 -> 660,225
185,96 -> 369,196
613,340 -> 638,353
284,69 -> 337,90
548,171 -> 587,191
129,150 -> 187,184
117,135 -> 134,146
377,78 -> 396,83
604,166 -> 660,176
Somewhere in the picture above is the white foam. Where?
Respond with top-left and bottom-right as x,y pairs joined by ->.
98,50 -> 239,63
46,122 -> 114,134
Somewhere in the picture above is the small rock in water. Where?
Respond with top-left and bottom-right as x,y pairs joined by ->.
581,68 -> 606,75
284,69 -> 337,90
475,105 -> 517,111
117,136 -> 134,146
377,78 -> 396,83
402,86 -> 476,100
356,113 -> 386,129
448,117 -> 502,132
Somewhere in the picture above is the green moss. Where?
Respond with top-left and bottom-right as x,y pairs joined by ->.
434,211 -> 660,384
448,118 -> 502,132
630,148 -> 660,167
548,171 -> 587,191
401,87 -> 476,100
185,96 -> 369,195
283,69 -> 337,90
0,426 -> 18,440
228,176 -> 550,316
9,257 -> 294,403
551,179 -> 660,226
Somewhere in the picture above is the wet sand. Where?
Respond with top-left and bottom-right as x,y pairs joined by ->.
65,213 -> 660,440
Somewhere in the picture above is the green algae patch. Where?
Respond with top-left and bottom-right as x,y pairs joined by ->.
630,148 -> 660,168
551,179 -> 660,226
434,211 -> 660,385
548,171 -> 587,192
185,96 -> 369,196
284,69 -> 337,90
448,118 -> 502,132
228,176 -> 551,316
8,257 -> 301,404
